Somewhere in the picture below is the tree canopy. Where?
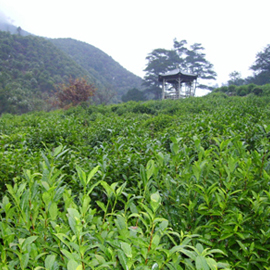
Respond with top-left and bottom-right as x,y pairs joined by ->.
227,71 -> 245,86
143,39 -> 217,99
249,44 -> 270,85
227,44 -> 270,86
143,49 -> 178,99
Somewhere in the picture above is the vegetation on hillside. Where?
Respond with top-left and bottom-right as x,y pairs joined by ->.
214,44 -> 270,96
121,88 -> 146,102
213,83 -> 270,97
248,44 -> 270,85
0,31 -> 143,115
50,38 -> 143,100
227,44 -> 270,86
0,31 -> 92,114
1,95 -> 270,269
0,20 -> 31,36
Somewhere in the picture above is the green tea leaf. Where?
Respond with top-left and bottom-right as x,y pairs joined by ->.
53,145 -> 63,157
146,160 -> 155,180
21,253 -> 29,269
152,263 -> 159,269
150,191 -> 161,212
61,249 -> 75,261
101,181 -> 115,198
118,250 -> 128,270
116,215 -> 127,231
76,166 -> 87,187
45,255 -> 56,270
120,242 -> 132,258
22,236 -> 38,250
205,257 -> 218,270
67,208 -> 80,220
53,186 -> 65,202
49,202 -> 58,220
96,201 -> 106,213
67,259 -> 80,270
87,165 -> 100,185
152,234 -> 160,248
116,182 -> 126,196
195,255 -> 209,270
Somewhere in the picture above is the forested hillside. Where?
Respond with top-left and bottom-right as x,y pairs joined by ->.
0,23 -> 31,36
50,38 -> 143,98
0,30 -> 143,114
0,15 -> 31,36
0,31 -> 93,114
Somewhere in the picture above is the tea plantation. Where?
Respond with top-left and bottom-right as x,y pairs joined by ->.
1,94 -> 270,269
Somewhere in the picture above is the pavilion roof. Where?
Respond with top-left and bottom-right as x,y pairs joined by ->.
158,68 -> 197,84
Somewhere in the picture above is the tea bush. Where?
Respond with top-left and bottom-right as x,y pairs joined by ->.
1,95 -> 270,269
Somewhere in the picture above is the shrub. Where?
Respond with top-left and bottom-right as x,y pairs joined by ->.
143,114 -> 175,132
55,77 -> 96,108
132,103 -> 155,114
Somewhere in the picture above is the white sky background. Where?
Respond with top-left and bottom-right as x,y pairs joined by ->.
0,0 -> 269,94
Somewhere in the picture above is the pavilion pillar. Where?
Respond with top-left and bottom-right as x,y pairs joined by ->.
178,78 -> 181,98
158,69 -> 197,100
162,79 -> 165,99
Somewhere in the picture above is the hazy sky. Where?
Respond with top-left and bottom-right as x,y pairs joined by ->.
0,0 -> 269,88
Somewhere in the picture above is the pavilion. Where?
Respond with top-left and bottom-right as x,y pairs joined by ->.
158,69 -> 198,99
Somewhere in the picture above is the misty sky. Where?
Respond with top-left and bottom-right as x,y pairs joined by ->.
0,0 -> 269,90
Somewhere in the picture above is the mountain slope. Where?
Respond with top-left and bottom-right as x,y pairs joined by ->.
0,19 -> 143,114
0,22 -> 32,36
0,14 -> 32,36
50,38 -> 143,97
0,31 -> 93,114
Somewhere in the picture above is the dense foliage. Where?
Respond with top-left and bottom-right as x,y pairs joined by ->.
121,88 -> 146,102
1,94 -> 270,269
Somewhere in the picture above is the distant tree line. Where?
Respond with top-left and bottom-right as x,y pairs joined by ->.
227,44 -> 270,87
121,88 -> 146,102
130,40 -> 270,102
214,44 -> 270,97
212,83 -> 270,97
122,42 -> 270,102
210,44 -> 270,97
